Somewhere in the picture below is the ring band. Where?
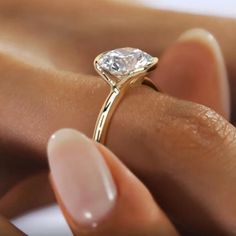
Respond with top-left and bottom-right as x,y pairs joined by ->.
93,47 -> 159,144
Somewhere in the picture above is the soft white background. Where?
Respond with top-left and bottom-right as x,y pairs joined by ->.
12,1 -> 236,235
132,0 -> 236,18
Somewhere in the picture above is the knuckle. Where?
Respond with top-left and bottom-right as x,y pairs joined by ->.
160,100 -> 236,157
188,104 -> 235,145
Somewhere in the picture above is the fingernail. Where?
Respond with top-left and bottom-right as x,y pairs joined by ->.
47,128 -> 117,228
178,28 -> 230,118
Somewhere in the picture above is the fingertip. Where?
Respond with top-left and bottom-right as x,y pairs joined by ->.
47,128 -> 117,230
47,128 -> 88,161
48,128 -> 179,235
178,28 -> 230,119
152,28 -> 230,120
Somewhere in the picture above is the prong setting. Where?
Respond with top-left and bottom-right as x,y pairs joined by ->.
94,47 -> 158,88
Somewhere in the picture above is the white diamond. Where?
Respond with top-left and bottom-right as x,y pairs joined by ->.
97,47 -> 154,79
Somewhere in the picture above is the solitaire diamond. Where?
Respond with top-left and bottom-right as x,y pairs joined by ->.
97,47 -> 155,79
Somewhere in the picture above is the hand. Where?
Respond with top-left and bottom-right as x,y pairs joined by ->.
1,1 -> 236,235
47,128 -> 179,236
1,30 -> 235,235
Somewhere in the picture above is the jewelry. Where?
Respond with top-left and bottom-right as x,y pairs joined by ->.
93,47 -> 159,144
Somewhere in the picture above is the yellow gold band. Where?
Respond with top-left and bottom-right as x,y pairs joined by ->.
93,77 -> 159,144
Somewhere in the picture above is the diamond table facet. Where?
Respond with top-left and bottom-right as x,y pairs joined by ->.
96,47 -> 155,79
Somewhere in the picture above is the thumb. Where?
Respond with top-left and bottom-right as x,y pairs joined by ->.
47,128 -> 179,236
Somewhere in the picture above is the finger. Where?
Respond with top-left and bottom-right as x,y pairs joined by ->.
0,215 -> 25,236
2,47 -> 236,234
47,128 -> 179,236
1,1 -> 236,83
151,28 -> 230,120
0,173 -> 54,218
0,153 -> 46,198
0,25 -> 230,121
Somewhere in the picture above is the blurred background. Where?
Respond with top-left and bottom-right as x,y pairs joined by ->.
120,0 -> 236,18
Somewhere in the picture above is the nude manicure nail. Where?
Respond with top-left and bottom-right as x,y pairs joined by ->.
178,28 -> 230,119
47,128 -> 117,227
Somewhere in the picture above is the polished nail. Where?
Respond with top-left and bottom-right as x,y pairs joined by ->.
47,128 -> 117,227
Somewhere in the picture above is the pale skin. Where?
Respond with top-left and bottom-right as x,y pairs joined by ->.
1,1 -> 236,235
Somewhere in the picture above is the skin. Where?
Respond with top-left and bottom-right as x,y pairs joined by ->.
0,215 -> 26,236
1,1 -> 236,235
49,135 -> 180,236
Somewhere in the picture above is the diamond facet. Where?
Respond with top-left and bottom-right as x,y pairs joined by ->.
97,47 -> 155,79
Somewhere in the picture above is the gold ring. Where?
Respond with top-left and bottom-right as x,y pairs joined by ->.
93,47 -> 159,144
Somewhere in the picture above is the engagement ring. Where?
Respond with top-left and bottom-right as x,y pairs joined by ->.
93,47 -> 159,143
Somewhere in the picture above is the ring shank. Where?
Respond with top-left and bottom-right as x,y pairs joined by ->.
93,77 -> 159,144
